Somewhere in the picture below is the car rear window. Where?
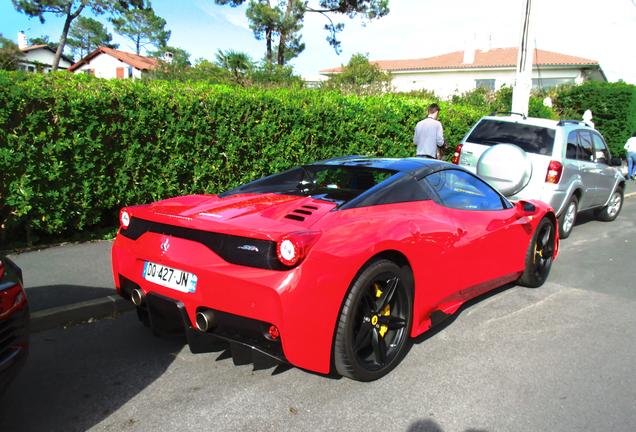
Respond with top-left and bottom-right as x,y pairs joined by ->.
466,119 -> 556,155
221,165 -> 396,205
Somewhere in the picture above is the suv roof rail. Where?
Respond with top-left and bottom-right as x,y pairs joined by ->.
489,111 -> 527,120
557,119 -> 593,127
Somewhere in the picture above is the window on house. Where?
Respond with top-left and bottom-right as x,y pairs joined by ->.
532,78 -> 575,89
475,79 -> 495,91
116,67 -> 125,79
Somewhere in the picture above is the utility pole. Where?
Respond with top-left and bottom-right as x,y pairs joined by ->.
511,0 -> 534,116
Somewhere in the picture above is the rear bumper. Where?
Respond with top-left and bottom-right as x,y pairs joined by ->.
112,231 -> 341,374
120,278 -> 286,367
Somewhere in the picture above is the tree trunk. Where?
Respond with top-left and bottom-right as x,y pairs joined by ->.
266,27 -> 273,63
53,2 -> 85,71
53,11 -> 73,71
277,0 -> 294,66
136,35 -> 141,55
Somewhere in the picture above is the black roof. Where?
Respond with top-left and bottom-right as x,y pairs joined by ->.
312,155 -> 450,178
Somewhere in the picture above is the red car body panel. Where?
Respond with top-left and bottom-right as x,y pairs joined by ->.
112,186 -> 557,374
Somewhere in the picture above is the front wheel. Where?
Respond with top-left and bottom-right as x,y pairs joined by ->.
518,217 -> 557,288
595,187 -> 623,222
334,260 -> 413,381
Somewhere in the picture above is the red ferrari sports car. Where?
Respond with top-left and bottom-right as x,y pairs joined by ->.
112,156 -> 558,381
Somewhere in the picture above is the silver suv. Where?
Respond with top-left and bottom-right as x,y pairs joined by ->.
453,114 -> 626,238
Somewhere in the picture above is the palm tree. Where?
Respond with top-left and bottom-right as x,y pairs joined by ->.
215,49 -> 253,85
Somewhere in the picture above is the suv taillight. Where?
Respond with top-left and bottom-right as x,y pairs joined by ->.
451,143 -> 463,164
545,160 -> 563,184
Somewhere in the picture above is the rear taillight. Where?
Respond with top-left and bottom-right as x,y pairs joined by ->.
0,259 -> 4,280
120,209 -> 131,229
276,231 -> 321,267
545,160 -> 563,184
451,143 -> 463,164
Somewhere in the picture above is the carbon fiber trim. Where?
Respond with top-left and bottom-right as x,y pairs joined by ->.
120,217 -> 285,270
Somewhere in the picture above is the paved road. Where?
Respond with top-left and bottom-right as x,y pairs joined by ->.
1,200 -> 635,432
8,241 -> 115,311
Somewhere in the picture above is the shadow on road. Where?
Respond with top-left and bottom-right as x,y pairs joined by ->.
412,283 -> 516,346
25,284 -> 117,311
408,418 -> 488,432
0,313 -> 184,432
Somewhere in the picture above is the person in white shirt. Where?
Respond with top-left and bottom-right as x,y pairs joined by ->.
625,132 -> 636,180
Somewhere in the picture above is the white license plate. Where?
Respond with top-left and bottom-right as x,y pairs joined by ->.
143,261 -> 197,293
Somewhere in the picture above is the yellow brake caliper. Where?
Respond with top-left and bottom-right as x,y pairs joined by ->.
374,283 -> 391,338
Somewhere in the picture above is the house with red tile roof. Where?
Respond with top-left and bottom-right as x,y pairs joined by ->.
321,47 -> 606,98
18,45 -> 74,73
16,31 -> 73,72
68,46 -> 159,79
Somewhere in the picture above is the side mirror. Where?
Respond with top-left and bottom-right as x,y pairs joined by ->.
609,157 -> 622,167
516,200 -> 537,214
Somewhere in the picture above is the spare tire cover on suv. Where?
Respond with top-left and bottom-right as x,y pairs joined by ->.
476,144 -> 532,196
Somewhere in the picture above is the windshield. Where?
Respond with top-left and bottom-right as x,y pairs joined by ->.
220,165 -> 396,204
467,119 -> 556,155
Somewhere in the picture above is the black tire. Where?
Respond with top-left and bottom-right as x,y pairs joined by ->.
558,195 -> 578,239
334,259 -> 413,381
595,187 -> 623,222
518,217 -> 557,288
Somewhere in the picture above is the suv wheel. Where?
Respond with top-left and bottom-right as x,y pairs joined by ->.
558,195 -> 578,239
595,187 -> 623,222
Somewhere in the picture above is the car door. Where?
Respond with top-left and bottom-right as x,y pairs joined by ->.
422,169 -> 529,299
590,132 -> 616,204
576,130 -> 604,208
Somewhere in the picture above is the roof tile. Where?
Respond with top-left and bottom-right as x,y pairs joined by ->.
69,46 -> 159,72
321,48 -> 599,73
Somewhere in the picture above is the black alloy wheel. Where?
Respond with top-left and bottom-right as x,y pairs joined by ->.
518,217 -> 556,288
334,260 -> 413,381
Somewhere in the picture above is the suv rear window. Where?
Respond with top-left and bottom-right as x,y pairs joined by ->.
466,119 -> 556,155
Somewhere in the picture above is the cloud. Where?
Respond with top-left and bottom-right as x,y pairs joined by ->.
193,0 -> 250,31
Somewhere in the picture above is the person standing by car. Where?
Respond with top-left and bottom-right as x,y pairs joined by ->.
414,103 -> 445,159
625,131 -> 636,180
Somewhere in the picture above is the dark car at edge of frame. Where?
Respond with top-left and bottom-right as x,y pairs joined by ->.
0,256 -> 29,396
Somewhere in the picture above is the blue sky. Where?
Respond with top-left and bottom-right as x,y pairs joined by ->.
1,0 -> 635,83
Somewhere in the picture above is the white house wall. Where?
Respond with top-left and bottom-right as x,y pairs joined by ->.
389,67 -> 583,98
73,53 -> 143,79
20,49 -> 72,72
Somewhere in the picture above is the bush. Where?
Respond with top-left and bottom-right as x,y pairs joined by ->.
0,71 -> 488,244
552,81 -> 636,157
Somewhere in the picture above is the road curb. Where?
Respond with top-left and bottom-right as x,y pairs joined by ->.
31,295 -> 134,333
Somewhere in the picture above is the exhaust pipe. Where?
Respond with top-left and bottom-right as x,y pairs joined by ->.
195,310 -> 216,332
131,288 -> 145,306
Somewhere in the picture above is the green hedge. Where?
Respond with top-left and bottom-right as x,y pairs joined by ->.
553,81 -> 636,157
1,71 -> 493,243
